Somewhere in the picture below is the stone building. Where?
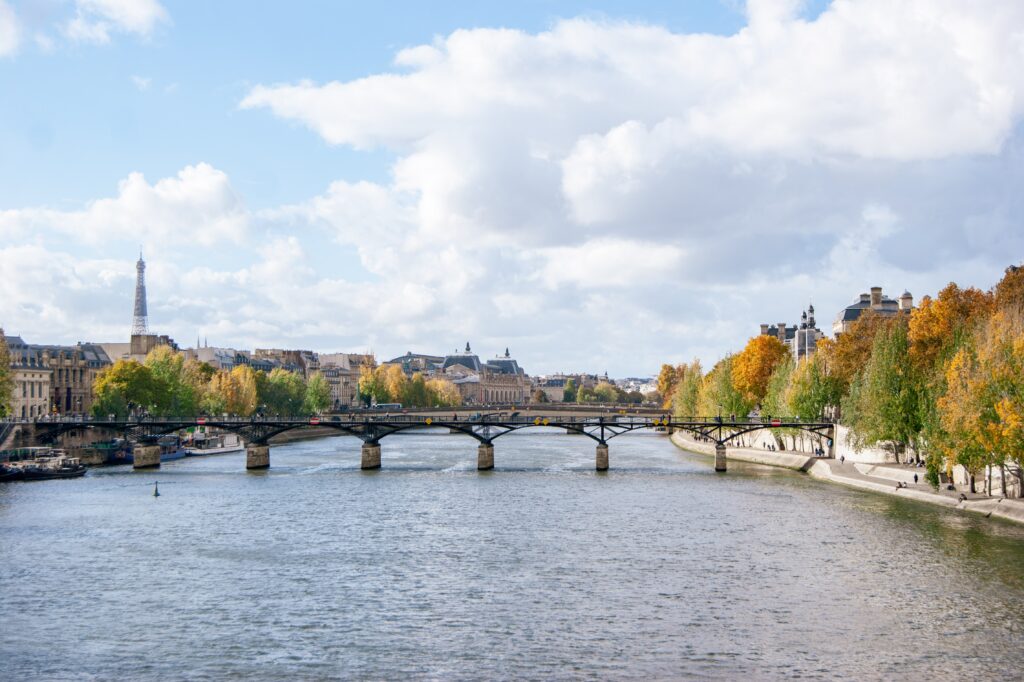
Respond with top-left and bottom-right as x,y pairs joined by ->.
6,336 -> 110,416
833,286 -> 913,335
6,336 -> 52,420
385,352 -> 445,377
254,349 -> 320,379
760,304 -> 826,360
319,353 -> 376,409
441,344 -> 529,404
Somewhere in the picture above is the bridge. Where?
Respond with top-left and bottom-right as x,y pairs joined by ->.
18,407 -> 835,472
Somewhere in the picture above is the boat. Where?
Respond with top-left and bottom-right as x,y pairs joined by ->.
185,432 -> 244,457
157,435 -> 187,462
0,451 -> 86,481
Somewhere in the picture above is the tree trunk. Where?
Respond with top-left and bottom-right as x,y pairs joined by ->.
1001,464 -> 1007,498
969,472 -> 976,494
1015,466 -> 1024,499
987,465 -> 992,497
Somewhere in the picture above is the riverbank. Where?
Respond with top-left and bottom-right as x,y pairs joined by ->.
670,431 -> 1024,526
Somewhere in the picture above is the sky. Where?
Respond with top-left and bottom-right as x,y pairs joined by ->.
1,0 -> 1022,377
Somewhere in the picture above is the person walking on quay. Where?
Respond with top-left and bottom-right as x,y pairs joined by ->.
913,473 -> 919,485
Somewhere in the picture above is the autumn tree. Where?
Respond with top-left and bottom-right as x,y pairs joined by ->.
531,388 -> 549,403
698,356 -> 750,418
593,381 -> 618,403
908,283 -> 992,373
994,263 -> 1024,311
656,364 -> 680,409
425,377 -> 461,407
731,335 -> 790,407
818,309 -> 896,398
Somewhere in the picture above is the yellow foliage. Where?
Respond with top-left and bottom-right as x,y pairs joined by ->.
731,335 -> 789,406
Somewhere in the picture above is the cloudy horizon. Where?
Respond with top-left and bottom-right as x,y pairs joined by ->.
1,0 -> 1022,376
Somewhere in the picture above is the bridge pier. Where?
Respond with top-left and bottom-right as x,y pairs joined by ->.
361,442 -> 381,470
133,444 -> 161,470
246,444 -> 270,470
715,442 -> 727,472
477,443 -> 494,471
596,443 -> 609,471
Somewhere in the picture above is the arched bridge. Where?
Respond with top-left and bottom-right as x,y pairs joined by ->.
24,412 -> 834,472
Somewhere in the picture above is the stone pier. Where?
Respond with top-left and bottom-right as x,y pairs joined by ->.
477,443 -> 494,471
715,442 -> 727,472
132,444 -> 161,470
361,442 -> 381,470
596,443 -> 609,471
246,444 -> 270,470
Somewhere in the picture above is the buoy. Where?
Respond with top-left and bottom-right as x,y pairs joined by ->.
153,482 -> 160,497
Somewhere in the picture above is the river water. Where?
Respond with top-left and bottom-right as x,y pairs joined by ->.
2,429 -> 1023,680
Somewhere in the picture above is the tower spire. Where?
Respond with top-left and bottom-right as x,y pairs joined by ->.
131,252 -> 149,336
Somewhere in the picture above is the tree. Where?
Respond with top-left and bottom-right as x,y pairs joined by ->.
531,388 -> 549,403
731,336 -> 790,407
698,356 -> 750,418
842,319 -> 923,463
593,381 -> 618,403
304,372 -> 331,415
0,329 -> 13,418
144,346 -> 202,417
403,373 -> 429,407
671,360 -> 703,417
425,377 -> 461,407
908,283 -> 992,373
260,367 -> 304,416
785,354 -> 841,421
761,355 -> 794,417
563,378 -> 577,403
656,364 -> 679,408
91,360 -> 159,419
818,309 -> 896,398
994,263 -> 1024,311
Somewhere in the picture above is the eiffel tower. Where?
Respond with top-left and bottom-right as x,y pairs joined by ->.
131,252 -> 148,336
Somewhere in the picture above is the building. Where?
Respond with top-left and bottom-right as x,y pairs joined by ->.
6,336 -> 52,420
441,343 -> 530,404
253,349 -> 319,379
385,351 -> 445,377
319,353 -> 376,409
6,336 -> 110,417
760,304 -> 826,360
833,286 -> 913,335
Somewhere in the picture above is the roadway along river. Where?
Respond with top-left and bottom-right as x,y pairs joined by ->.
2,429 -> 1023,679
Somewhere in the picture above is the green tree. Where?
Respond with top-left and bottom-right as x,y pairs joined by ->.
91,360 -> 159,419
144,346 -> 200,417
563,378 -> 577,403
260,367 -> 306,416
303,372 -> 331,415
671,360 -> 703,417
761,355 -> 794,417
0,329 -> 13,418
786,355 -> 842,421
403,373 -> 429,407
842,320 -> 923,463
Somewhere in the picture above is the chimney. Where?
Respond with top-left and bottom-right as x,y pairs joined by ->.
899,291 -> 914,311
859,293 -> 870,303
760,324 -> 769,335
778,323 -> 787,341
870,287 -> 882,307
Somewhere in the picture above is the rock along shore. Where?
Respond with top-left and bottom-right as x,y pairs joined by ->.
670,431 -> 1024,526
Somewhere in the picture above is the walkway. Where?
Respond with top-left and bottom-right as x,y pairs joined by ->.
670,430 -> 1024,526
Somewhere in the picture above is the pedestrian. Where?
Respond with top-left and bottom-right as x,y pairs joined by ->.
840,454 -> 845,464
913,473 -> 919,485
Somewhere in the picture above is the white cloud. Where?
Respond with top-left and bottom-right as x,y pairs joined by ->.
64,0 -> 169,44
0,163 -> 248,248
131,74 -> 151,91
0,0 -> 20,57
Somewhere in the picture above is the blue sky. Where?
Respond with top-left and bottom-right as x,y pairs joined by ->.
1,0 -> 1022,375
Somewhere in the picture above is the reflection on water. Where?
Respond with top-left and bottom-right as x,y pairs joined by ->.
1,429 -> 1023,680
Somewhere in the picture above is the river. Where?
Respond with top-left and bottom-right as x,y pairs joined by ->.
2,429 -> 1023,680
